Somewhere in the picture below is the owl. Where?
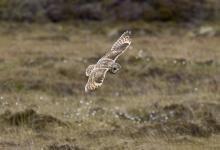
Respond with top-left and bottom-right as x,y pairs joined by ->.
85,31 -> 131,92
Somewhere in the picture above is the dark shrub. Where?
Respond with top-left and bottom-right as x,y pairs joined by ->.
2,0 -> 46,22
149,0 -> 215,21
0,0 -> 218,22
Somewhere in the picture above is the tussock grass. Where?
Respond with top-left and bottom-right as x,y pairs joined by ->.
0,23 -> 219,150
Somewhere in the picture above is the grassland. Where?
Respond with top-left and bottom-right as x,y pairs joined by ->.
0,22 -> 219,150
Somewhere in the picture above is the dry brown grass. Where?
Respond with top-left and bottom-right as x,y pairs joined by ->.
0,22 -> 219,150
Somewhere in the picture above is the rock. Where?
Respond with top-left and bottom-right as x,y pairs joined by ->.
198,26 -> 216,37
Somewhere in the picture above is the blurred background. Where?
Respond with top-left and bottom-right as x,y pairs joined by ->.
0,0 -> 220,150
0,0 -> 219,23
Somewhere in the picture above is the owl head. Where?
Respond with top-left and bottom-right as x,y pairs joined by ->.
109,63 -> 121,74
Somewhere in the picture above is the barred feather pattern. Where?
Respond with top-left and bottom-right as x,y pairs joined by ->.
85,31 -> 131,92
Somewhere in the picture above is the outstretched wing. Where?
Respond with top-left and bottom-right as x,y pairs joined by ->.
103,30 -> 131,61
85,68 -> 108,92
85,64 -> 95,77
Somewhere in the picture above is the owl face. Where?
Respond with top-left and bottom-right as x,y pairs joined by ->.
109,63 -> 121,74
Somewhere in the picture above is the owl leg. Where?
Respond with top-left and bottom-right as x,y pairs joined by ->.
109,63 -> 121,74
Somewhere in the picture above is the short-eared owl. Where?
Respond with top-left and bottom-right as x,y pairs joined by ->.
85,31 -> 131,92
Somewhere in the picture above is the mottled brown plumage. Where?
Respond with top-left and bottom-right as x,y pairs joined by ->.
85,31 -> 131,92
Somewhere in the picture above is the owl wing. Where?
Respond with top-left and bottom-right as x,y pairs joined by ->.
85,64 -> 95,77
103,30 -> 131,61
85,68 -> 108,92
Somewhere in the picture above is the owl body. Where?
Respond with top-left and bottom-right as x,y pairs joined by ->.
96,58 -> 115,69
85,31 -> 131,92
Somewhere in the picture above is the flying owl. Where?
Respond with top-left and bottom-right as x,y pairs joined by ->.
85,31 -> 131,92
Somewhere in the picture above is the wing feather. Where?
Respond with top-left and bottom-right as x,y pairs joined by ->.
85,64 -> 95,77
104,31 -> 131,60
85,68 -> 108,92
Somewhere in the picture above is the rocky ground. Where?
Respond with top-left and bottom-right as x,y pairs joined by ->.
0,22 -> 219,150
